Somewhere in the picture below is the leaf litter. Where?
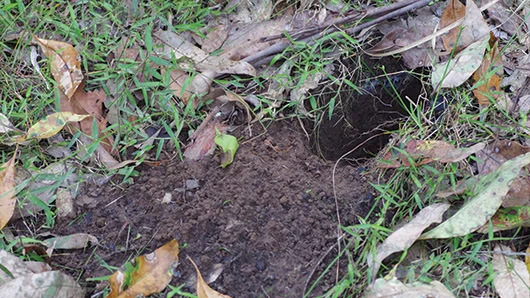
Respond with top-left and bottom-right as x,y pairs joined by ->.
4,0 -> 530,297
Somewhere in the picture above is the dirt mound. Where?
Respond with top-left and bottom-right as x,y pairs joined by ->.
52,120 -> 370,297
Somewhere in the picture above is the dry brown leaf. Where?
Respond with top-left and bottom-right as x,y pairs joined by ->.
167,69 -> 215,105
369,8 -> 442,68
0,250 -> 84,297
0,152 -> 16,230
221,14 -> 292,61
107,239 -> 180,298
440,0 -> 466,52
154,30 -> 255,76
199,23 -> 229,53
378,140 -> 485,168
492,245 -> 530,298
184,115 -> 228,161
472,35 -> 504,106
368,203 -> 450,278
188,256 -> 231,298
476,140 -> 530,207
60,85 -> 115,154
34,37 -> 83,99
440,0 -> 489,53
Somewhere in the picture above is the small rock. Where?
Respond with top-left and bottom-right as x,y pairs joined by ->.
161,192 -> 172,204
56,188 -> 75,219
185,179 -> 200,190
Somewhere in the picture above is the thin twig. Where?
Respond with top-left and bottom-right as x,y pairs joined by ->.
367,0 -> 500,57
243,0 -> 432,67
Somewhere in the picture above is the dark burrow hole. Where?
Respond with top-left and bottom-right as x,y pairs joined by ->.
308,55 -> 427,161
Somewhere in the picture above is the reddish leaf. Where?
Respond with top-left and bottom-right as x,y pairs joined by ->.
440,0 -> 466,52
184,113 -> 228,161
439,0 -> 489,53
472,35 -> 504,106
60,85 -> 115,154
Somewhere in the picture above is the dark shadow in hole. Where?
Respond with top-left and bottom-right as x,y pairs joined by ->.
309,56 -> 425,161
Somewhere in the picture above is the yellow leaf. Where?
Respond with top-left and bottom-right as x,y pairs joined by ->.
188,256 -> 231,298
107,239 -> 180,298
0,152 -> 17,230
22,112 -> 90,141
107,271 -> 125,298
34,37 -> 84,99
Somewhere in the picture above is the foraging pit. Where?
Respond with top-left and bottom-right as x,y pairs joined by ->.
310,56 -> 424,161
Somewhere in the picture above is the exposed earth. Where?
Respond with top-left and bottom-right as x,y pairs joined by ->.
50,120 -> 373,297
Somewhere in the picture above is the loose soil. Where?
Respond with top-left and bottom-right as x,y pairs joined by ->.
51,120 -> 372,297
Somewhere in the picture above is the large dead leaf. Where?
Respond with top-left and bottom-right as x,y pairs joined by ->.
369,7 -> 442,69
0,250 -> 84,297
13,112 -> 90,143
188,256 -> 231,298
378,140 -> 485,168
420,152 -> 530,239
107,239 -> 179,298
476,140 -> 530,207
365,277 -> 455,298
0,153 -> 16,230
472,36 -> 504,106
492,245 -> 530,298
184,114 -> 228,161
193,18 -> 229,53
221,13 -> 292,61
367,203 -> 450,278
154,30 -> 254,104
440,0 -> 490,53
153,30 -> 255,76
34,37 -> 83,99
431,35 -> 490,88
60,85 -> 116,156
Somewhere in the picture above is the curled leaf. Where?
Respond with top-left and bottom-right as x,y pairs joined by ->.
15,112 -> 90,143
188,256 -> 231,298
214,130 -> 239,168
34,37 -> 83,99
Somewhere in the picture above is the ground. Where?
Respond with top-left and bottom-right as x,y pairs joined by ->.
52,120 -> 371,297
